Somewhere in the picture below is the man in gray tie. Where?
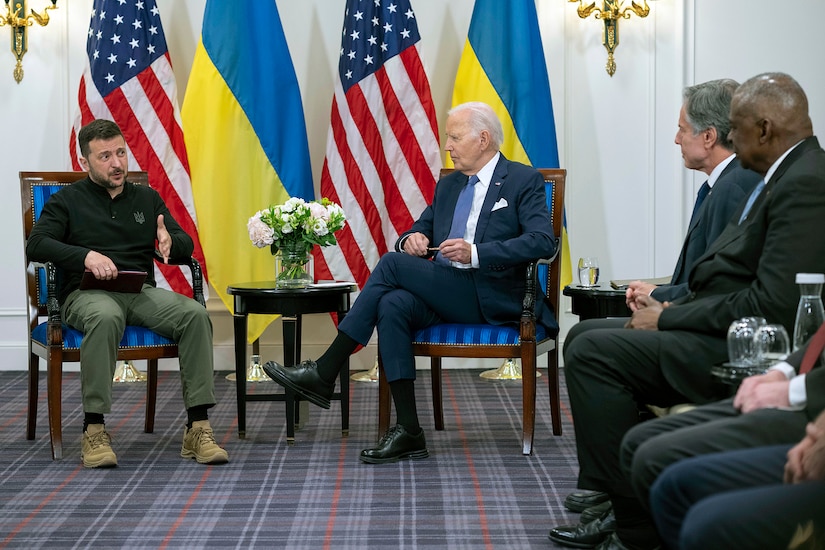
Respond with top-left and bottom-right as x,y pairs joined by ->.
551,72 -> 825,550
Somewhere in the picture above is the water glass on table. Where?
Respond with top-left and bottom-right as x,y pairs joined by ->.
726,316 -> 766,367
577,257 -> 599,288
754,324 -> 790,367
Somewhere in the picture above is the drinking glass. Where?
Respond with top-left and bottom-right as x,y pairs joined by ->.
577,257 -> 600,288
754,324 -> 791,367
726,316 -> 766,367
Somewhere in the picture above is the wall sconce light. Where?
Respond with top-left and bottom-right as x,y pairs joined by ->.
568,0 -> 652,77
0,0 -> 57,83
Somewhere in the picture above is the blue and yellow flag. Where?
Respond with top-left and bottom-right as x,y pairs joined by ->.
451,0 -> 572,288
182,1 -> 313,341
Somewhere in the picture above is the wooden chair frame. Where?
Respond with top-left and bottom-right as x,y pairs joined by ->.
378,168 -> 566,455
21,171 -> 205,460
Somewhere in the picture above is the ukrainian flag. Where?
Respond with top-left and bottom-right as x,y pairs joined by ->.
182,2 -> 313,342
451,0 -> 572,288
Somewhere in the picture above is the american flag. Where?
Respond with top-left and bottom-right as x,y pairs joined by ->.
314,0 -> 441,291
69,0 -> 206,298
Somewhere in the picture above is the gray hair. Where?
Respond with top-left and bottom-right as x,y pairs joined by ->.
448,102 -> 504,150
683,79 -> 739,150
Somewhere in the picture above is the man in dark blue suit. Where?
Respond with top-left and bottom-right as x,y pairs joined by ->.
625,79 -> 761,308
263,102 -> 558,464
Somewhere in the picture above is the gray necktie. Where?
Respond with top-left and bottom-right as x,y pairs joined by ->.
738,179 -> 766,224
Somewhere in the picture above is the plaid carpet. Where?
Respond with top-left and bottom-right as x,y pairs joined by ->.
0,368 -> 580,549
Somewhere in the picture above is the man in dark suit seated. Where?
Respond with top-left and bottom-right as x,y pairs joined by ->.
559,78 -> 761,531
635,323 -> 825,549
648,414 -> 825,549
625,78 -> 761,309
549,72 -> 825,550
263,101 -> 558,464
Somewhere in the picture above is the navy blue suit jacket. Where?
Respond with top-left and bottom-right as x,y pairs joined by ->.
652,157 -> 761,302
396,156 -> 559,336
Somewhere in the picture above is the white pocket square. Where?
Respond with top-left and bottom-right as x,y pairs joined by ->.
491,198 -> 508,212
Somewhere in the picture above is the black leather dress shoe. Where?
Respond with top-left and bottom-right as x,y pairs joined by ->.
359,424 -> 429,464
564,490 -> 611,512
262,360 -> 334,409
581,501 -> 612,524
548,511 -> 616,549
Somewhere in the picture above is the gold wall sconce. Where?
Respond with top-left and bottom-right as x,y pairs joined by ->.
568,0 -> 652,77
0,0 -> 57,83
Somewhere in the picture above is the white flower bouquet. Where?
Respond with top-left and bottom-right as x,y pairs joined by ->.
247,197 -> 345,287
247,197 -> 346,255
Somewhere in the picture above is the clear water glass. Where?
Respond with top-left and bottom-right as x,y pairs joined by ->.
754,324 -> 790,367
726,316 -> 766,367
577,257 -> 599,288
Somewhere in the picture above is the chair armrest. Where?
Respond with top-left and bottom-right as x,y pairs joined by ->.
36,261 -> 63,325
33,261 -> 69,347
520,236 -> 561,338
154,252 -> 206,307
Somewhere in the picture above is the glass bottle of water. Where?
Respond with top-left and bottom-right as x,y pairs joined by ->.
792,273 -> 825,351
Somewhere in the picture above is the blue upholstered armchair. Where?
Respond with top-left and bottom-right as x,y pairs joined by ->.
378,168 -> 566,455
20,171 -> 205,460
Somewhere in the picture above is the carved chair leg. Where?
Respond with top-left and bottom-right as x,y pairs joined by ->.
548,346 -> 562,436
521,351 -> 537,456
27,353 -> 38,440
431,357 -> 444,431
46,360 -> 63,460
145,359 -> 158,433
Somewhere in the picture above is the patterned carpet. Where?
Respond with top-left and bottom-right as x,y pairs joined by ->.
0,367 -> 580,549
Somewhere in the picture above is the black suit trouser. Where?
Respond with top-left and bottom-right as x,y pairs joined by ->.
564,320 -> 730,547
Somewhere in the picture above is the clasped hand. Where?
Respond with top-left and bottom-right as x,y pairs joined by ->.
625,280 -> 658,311
784,409 -> 825,484
404,232 -> 471,264
733,369 -> 790,413
623,294 -> 668,330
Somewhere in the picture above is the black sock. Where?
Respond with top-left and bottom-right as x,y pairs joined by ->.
83,413 -> 104,432
389,379 -> 421,434
186,405 -> 209,429
315,331 -> 359,384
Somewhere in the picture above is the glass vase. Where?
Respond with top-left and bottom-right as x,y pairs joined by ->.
274,241 -> 314,289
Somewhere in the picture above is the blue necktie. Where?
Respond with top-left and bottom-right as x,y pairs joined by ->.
436,175 -> 478,264
688,181 -> 711,226
738,179 -> 766,224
